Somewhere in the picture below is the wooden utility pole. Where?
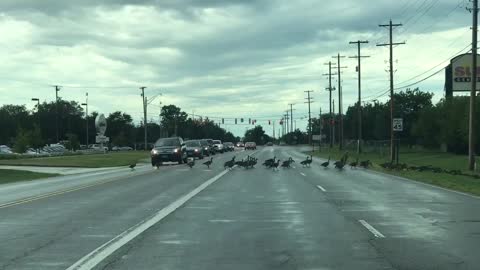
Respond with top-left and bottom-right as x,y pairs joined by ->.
289,103 -> 295,133
323,62 -> 336,148
304,90 -> 314,147
349,41 -> 369,154
377,21 -> 405,162
469,0 -> 479,170
332,54 -> 347,150
332,99 -> 335,146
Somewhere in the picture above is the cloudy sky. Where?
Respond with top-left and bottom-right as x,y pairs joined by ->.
0,0 -> 471,136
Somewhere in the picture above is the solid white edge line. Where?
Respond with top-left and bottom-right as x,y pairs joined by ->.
359,220 -> 385,238
316,185 -> 326,192
66,168 -> 231,270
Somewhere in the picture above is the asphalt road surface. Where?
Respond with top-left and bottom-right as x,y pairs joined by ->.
1,146 -> 480,270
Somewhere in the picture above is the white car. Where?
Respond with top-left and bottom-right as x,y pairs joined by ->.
0,145 -> 13,154
90,144 -> 108,151
212,140 -> 224,153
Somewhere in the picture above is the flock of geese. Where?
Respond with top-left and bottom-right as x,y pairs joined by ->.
183,152 -> 371,171
128,151 -> 373,172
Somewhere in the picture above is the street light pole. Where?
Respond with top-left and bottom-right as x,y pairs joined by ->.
53,85 -> 61,143
140,87 -> 147,150
81,92 -> 89,147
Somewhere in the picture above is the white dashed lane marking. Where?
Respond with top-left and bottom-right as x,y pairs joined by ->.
359,220 -> 385,238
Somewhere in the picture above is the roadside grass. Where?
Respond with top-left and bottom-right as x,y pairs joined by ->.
310,147 -> 480,196
0,169 -> 59,184
0,151 -> 150,168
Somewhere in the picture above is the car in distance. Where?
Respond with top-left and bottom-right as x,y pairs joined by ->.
199,139 -> 211,156
266,142 -> 273,146
205,139 -> 216,155
151,137 -> 187,167
245,142 -> 257,150
212,140 -> 224,153
184,140 -> 204,159
236,142 -> 244,148
223,142 -> 235,152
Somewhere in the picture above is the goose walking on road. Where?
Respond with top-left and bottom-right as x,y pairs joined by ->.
203,157 -> 213,169
321,157 -> 330,168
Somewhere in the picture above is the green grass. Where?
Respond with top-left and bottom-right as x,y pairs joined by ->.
311,147 -> 480,196
0,151 -> 149,168
0,169 -> 59,184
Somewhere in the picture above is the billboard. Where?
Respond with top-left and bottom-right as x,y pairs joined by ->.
451,53 -> 480,91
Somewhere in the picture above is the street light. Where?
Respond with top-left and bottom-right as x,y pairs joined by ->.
31,98 -> 40,108
81,92 -> 89,147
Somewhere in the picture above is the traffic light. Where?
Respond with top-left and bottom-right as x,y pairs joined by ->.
222,118 -> 224,124
241,118 -> 244,123
268,120 -> 271,125
235,118 -> 237,124
249,118 -> 251,124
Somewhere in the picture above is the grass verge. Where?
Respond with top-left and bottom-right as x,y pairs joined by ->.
0,151 -> 149,168
310,148 -> 480,196
0,169 -> 59,184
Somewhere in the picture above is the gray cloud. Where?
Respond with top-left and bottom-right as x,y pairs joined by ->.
0,0 -> 472,136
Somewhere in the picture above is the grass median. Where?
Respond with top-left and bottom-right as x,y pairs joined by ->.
0,169 -> 59,184
310,147 -> 480,196
0,151 -> 150,168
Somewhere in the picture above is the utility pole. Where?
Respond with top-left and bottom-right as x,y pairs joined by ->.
53,85 -> 61,142
332,54 -> 347,150
285,111 -> 289,135
377,20 -> 405,162
349,40 -> 369,154
273,120 -> 276,139
81,92 -> 89,147
140,86 -> 147,150
159,101 -> 163,138
289,103 -> 295,133
332,99 -> 335,145
304,90 -> 314,147
468,0 -> 479,170
319,107 -> 322,150
323,62 -> 336,148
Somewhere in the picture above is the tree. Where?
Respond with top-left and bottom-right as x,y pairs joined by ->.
160,105 -> 188,136
65,133 -> 80,151
30,124 -> 44,150
244,126 -> 271,145
106,111 -> 135,145
13,128 -> 32,153
0,105 -> 31,145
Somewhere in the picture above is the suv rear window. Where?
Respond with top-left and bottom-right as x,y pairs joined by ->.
185,141 -> 200,147
155,138 -> 180,147
213,140 -> 221,144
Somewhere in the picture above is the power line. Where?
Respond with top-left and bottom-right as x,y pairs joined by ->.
394,65 -> 447,91
396,43 -> 471,87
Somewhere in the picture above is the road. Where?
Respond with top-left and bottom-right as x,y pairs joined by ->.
1,146 -> 480,270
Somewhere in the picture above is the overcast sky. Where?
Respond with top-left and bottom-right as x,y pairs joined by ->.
0,0 -> 471,137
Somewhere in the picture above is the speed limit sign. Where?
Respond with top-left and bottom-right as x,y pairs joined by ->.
393,118 -> 403,132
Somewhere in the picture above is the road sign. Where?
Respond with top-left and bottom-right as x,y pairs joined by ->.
312,135 -> 322,141
95,114 -> 107,136
96,135 -> 110,143
393,118 -> 403,131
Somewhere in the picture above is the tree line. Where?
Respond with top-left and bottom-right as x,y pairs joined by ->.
308,88 -> 480,154
0,101 -> 239,151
